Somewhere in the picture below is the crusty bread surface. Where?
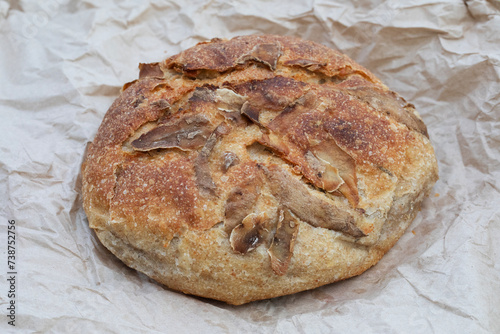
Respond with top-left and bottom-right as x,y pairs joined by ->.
82,35 -> 438,305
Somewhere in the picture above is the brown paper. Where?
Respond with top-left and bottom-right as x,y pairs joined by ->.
1,0 -> 499,332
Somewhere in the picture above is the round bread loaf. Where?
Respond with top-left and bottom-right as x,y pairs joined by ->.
82,35 -> 438,305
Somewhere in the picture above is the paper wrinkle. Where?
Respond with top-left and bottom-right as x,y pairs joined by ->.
465,0 -> 500,19
1,0 -> 499,333
0,1 -> 8,17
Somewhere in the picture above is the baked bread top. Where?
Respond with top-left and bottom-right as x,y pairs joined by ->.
82,35 -> 438,305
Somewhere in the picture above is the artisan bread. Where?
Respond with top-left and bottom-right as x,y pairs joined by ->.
81,35 -> 438,305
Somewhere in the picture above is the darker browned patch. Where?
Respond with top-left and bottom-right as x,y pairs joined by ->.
309,137 -> 359,207
233,76 -> 307,111
131,114 -> 212,152
189,86 -> 216,103
195,122 -> 231,195
94,78 -> 183,148
283,58 -> 327,71
165,36 -> 284,74
378,166 -> 393,177
133,95 -> 146,108
139,62 -> 164,79
261,107 -> 340,194
316,88 -> 409,168
122,80 -> 138,92
151,99 -> 171,110
268,208 -> 299,275
179,86 -> 222,117
240,101 -> 262,124
335,74 -> 375,90
224,168 -> 263,233
257,95 -> 360,206
262,164 -> 365,238
348,87 -> 428,137
150,99 -> 171,120
236,43 -> 282,70
230,212 -> 272,254
165,34 -> 381,86
278,36 -> 380,83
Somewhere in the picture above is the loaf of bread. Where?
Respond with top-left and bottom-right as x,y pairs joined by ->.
81,35 -> 438,305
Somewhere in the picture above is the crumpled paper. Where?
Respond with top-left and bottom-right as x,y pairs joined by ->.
1,0 -> 499,332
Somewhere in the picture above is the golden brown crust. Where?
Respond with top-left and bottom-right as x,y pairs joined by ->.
82,34 -> 438,305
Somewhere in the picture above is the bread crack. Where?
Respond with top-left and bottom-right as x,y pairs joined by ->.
112,164 -> 124,201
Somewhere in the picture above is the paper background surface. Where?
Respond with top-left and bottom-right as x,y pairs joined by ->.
1,0 -> 499,333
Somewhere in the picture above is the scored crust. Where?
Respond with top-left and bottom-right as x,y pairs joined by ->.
81,35 -> 438,305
